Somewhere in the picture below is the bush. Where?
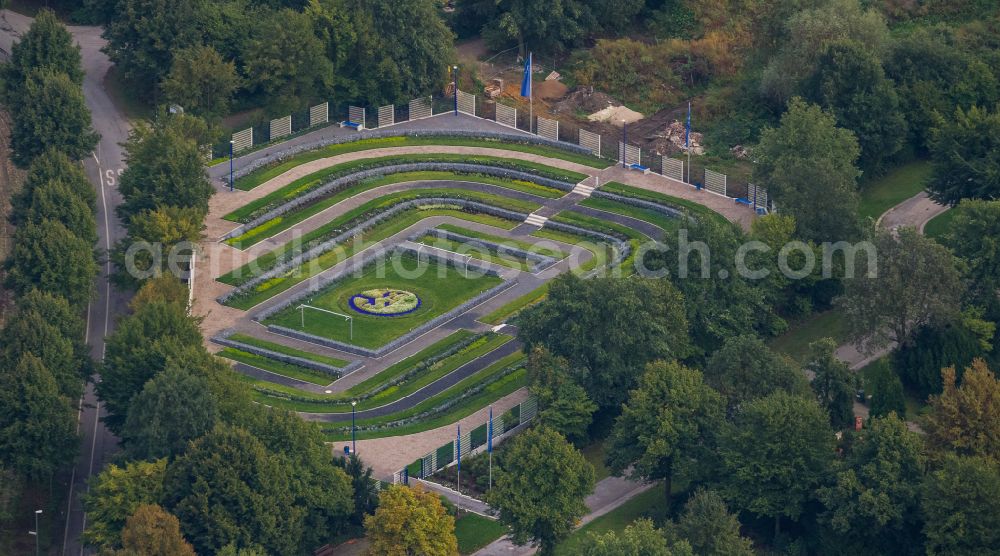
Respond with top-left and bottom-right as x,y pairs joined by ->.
866,359 -> 906,419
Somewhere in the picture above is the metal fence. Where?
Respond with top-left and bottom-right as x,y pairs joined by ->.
705,168 -> 727,197
495,103 -> 517,129
393,397 -> 538,484
536,116 -> 558,141
231,127 -> 253,153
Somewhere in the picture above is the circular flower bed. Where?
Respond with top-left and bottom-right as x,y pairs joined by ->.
349,288 -> 421,316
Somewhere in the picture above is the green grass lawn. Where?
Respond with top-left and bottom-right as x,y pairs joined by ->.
554,486 -> 668,555
769,309 -> 848,363
227,333 -> 349,367
479,283 -> 551,325
859,161 -> 933,220
234,136 -> 609,190
218,347 -> 336,386
923,208 -> 955,241
455,513 -> 507,555
581,438 -> 611,482
263,255 -> 503,348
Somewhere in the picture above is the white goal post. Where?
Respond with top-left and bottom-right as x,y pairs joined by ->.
297,304 -> 353,340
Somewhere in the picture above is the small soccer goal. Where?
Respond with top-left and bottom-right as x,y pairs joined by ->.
297,304 -> 353,340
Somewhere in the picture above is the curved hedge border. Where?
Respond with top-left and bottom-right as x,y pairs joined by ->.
257,247 -> 515,358
591,189 -> 688,220
417,228 -> 558,274
228,161 -> 575,230
249,332 -> 490,405
219,197 -> 528,305
233,129 -> 597,182
211,329 -> 361,376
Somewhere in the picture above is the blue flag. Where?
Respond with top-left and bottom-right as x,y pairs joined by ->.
487,407 -> 493,453
456,424 -> 461,474
685,101 -> 691,150
520,52 -> 532,98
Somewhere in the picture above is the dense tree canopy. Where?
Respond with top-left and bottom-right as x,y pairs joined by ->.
753,98 -> 861,243
84,459 -> 168,550
9,69 -> 99,168
490,426 -> 595,554
518,273 -> 691,409
5,218 -> 97,307
607,361 -> 724,508
928,105 -> 1000,204
162,45 -> 239,119
818,414 -> 925,556
703,335 -> 809,414
0,9 -> 83,101
806,338 -> 856,429
922,360 -> 1000,461
526,347 -> 596,444
363,485 -> 458,556
585,519 -> 690,556
668,489 -> 754,556
922,454 -> 1000,555
943,199 -> 1000,298
115,504 -> 197,556
839,227 -> 963,353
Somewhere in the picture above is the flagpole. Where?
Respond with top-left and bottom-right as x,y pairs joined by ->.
528,52 -> 533,134
686,101 -> 692,184
456,424 -> 461,501
488,406 -> 494,492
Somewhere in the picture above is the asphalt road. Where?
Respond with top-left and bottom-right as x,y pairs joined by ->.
1,10 -> 132,555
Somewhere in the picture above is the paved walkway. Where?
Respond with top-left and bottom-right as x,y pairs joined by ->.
877,191 -> 949,233
473,477 -> 656,555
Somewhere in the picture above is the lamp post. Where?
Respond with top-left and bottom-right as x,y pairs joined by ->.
452,65 -> 459,116
351,401 -> 357,454
28,509 -> 41,556
621,119 -> 627,169
229,140 -> 235,192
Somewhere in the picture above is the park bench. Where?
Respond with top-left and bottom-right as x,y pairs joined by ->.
628,163 -> 650,174
339,120 -> 364,131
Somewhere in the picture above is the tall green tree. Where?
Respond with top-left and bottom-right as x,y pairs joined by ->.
839,227 -> 963,353
115,504 -> 196,556
526,347 -> 596,444
0,8 -> 83,102
928,105 -> 1000,204
240,9 -> 332,114
518,273 -> 691,409
720,391 -> 835,538
753,98 -> 862,242
668,489 -> 754,556
332,454 -> 379,526
161,45 -> 239,120
5,218 -> 96,307
9,69 -> 100,167
805,40 -> 907,174
162,425 -> 305,555
0,305 -> 85,400
703,335 -> 809,414
607,361 -> 724,508
113,205 -> 203,284
120,365 -> 218,461
585,519 -> 690,556
818,414 -> 925,556
477,0 -> 596,54
101,0 -> 208,99
83,459 -> 168,550
943,199 -> 1000,298
15,178 -> 98,245
363,485 -> 458,556
893,321 -> 989,397
922,359 -> 1000,461
806,338 -> 857,428
490,426 -> 595,555
97,301 -> 204,432
0,354 -> 78,481
922,454 -> 1000,555
116,119 -> 213,221
345,0 -> 455,105
866,358 -> 907,419
13,149 -> 95,216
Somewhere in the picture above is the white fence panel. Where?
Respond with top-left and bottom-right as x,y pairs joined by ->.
495,103 -> 517,128
409,96 -> 433,120
579,129 -> 601,157
662,157 -> 684,181
536,116 -> 558,141
347,106 -> 365,127
377,105 -> 394,128
619,142 -> 641,166
231,128 -> 253,153
705,168 -> 727,196
457,90 -> 476,116
269,115 -> 291,142
309,102 -> 328,127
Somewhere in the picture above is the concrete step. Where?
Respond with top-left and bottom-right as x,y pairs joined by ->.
523,213 -> 548,227
572,183 -> 596,197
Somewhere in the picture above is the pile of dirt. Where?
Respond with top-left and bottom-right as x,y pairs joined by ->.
535,79 -> 568,100
549,87 -> 620,115
587,104 -> 644,125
